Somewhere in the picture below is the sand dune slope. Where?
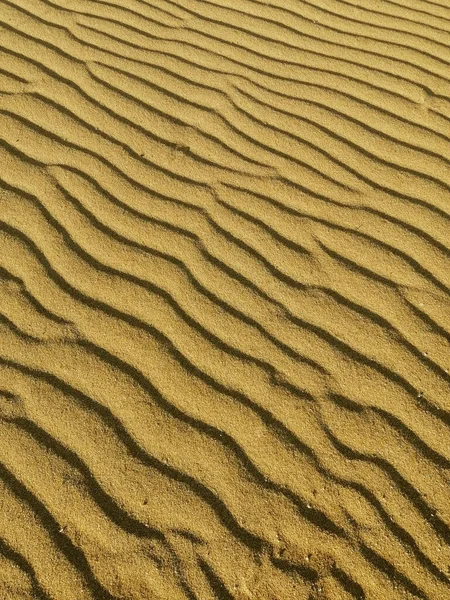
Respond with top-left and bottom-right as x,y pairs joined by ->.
0,0 -> 449,598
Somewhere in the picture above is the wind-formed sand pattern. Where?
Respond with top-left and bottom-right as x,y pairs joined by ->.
0,0 -> 449,598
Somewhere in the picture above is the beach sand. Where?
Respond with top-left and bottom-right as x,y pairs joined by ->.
0,0 -> 449,598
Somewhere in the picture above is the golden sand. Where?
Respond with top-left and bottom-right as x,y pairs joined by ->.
0,0 -> 449,598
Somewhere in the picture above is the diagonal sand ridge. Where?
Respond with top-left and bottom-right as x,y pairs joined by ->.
0,0 -> 449,598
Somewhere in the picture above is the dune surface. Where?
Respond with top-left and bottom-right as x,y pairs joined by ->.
0,0 -> 450,598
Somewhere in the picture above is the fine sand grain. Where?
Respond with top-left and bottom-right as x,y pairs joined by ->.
0,0 -> 450,598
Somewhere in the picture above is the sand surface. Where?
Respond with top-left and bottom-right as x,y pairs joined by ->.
0,0 -> 450,598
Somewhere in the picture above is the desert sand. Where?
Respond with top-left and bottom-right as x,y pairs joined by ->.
0,0 -> 449,598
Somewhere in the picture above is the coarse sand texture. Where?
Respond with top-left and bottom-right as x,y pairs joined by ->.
0,0 -> 449,598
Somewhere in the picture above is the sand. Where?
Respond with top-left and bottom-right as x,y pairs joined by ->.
0,0 -> 449,598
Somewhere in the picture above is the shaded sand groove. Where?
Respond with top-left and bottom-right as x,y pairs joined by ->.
0,0 -> 449,598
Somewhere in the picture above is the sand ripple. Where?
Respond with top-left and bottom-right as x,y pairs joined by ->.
0,0 -> 449,598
